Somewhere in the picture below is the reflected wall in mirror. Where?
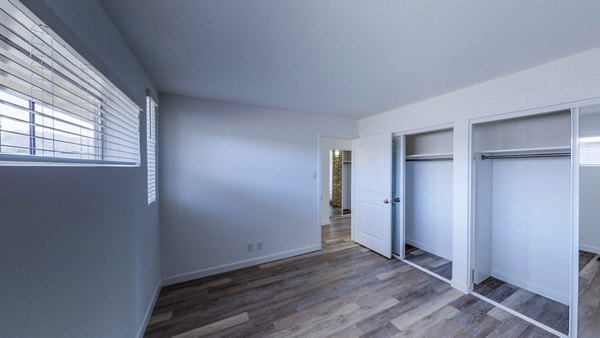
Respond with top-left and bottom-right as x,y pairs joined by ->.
578,104 -> 600,337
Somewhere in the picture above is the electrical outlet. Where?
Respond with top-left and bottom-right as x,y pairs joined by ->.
257,241 -> 263,250
247,242 -> 254,252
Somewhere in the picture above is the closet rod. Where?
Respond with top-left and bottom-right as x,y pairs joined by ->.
481,152 -> 570,160
406,157 -> 453,162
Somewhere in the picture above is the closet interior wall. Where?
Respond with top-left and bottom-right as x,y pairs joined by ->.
472,110 -> 572,305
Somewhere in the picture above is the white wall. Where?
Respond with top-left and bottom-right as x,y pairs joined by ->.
580,168 -> 600,254
320,138 -> 352,225
490,158 -> 571,305
0,1 -> 160,338
405,161 -> 453,260
359,46 -> 600,292
159,95 -> 357,284
472,110 -> 571,152
405,129 -> 454,156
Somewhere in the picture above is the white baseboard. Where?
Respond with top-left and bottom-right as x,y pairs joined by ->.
137,279 -> 162,338
475,271 -> 491,285
491,269 -> 569,305
580,243 -> 600,255
451,280 -> 469,294
405,238 -> 452,261
162,244 -> 321,286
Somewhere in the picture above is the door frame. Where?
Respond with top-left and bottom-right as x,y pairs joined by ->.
570,107 -> 580,338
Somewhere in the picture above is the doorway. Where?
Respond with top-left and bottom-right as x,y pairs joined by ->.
320,138 -> 352,245
328,149 -> 352,217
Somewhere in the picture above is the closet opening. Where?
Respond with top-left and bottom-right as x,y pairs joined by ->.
471,110 -> 571,336
393,127 -> 454,282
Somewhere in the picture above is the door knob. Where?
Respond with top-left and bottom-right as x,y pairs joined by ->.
383,199 -> 390,204
394,197 -> 400,202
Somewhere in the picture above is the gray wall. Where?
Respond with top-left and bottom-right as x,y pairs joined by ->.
0,1 -> 160,337
159,94 -> 357,284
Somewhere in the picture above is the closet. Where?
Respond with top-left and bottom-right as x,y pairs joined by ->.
472,110 -> 571,335
393,128 -> 454,281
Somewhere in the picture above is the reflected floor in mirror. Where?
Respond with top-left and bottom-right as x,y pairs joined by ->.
404,244 -> 453,280
473,277 -> 569,335
579,250 -> 600,338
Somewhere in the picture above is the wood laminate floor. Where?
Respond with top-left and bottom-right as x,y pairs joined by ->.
144,217 -> 555,337
473,277 -> 569,335
404,244 -> 453,280
579,250 -> 600,337
329,206 -> 351,217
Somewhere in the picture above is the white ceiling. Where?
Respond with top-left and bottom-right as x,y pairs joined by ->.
98,0 -> 600,119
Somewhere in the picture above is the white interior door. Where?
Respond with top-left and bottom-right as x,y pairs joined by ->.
352,133 -> 392,258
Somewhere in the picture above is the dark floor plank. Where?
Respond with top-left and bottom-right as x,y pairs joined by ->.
579,250 -> 600,338
404,244 -> 453,280
579,250 -> 596,272
474,276 -> 568,335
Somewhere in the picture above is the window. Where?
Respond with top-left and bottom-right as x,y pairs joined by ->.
580,105 -> 600,167
0,0 -> 141,165
147,96 -> 157,204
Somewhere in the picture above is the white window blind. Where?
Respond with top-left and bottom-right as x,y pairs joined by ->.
147,96 -> 156,204
580,136 -> 600,167
0,0 -> 141,165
